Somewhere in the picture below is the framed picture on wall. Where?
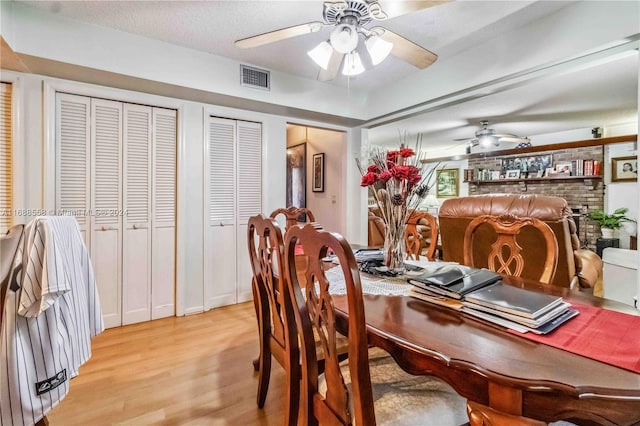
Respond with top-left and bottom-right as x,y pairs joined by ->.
286,143 -> 307,220
312,152 -> 325,192
436,168 -> 458,198
611,156 -> 638,182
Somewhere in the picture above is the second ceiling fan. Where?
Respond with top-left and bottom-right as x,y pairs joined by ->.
235,0 -> 448,81
457,121 -> 531,148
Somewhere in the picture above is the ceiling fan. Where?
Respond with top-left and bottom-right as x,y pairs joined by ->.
456,121 -> 531,148
234,1 -> 448,81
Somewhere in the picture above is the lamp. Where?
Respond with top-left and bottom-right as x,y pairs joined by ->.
479,135 -> 498,147
365,35 -> 393,65
329,23 -> 359,54
307,41 -> 333,69
342,52 -> 365,76
306,14 -> 396,76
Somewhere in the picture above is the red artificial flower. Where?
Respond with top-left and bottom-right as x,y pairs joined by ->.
378,171 -> 392,182
390,165 -> 413,180
399,148 -> 415,158
367,164 -> 379,173
360,172 -> 378,186
409,173 -> 422,185
386,151 -> 399,162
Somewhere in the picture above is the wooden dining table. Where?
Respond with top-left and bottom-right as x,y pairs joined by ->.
331,276 -> 640,426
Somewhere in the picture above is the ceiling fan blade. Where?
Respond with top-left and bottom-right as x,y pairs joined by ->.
374,1 -> 451,19
317,51 -> 345,81
453,137 -> 472,141
373,27 -> 437,69
235,22 -> 324,49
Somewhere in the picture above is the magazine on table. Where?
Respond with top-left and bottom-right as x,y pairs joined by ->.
462,300 -> 572,328
408,266 -> 502,299
464,283 -> 565,319
463,306 -> 579,334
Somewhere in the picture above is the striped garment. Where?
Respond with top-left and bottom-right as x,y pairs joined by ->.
1,216 -> 104,426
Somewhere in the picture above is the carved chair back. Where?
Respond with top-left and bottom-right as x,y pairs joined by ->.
284,224 -> 375,426
405,211 -> 439,261
270,206 -> 316,231
463,214 -> 559,284
247,214 -> 299,425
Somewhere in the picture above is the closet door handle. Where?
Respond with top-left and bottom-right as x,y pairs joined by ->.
98,226 -> 117,232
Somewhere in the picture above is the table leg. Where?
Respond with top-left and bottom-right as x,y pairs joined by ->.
466,383 -> 545,426
467,401 -> 545,426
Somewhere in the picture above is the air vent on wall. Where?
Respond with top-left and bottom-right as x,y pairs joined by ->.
240,65 -> 270,90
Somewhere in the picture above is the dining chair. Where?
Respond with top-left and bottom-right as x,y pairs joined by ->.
463,214 -> 559,285
271,206 -> 319,277
284,223 -> 468,426
247,214 -> 300,426
270,206 -> 316,231
405,211 -> 439,261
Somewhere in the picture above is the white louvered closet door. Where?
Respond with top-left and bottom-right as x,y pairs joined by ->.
56,93 -> 91,245
91,98 -> 123,329
204,117 -> 237,309
122,104 -> 152,325
0,83 -> 12,234
151,107 -> 176,320
236,121 -> 262,302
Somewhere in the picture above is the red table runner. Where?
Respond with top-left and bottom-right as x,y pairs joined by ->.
510,304 -> 640,374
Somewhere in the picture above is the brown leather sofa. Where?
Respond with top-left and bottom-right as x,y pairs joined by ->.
439,194 -> 602,289
368,210 -> 386,247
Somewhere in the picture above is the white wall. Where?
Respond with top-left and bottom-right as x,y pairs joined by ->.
605,142 -> 638,249
2,69 -> 353,316
287,126 -> 347,234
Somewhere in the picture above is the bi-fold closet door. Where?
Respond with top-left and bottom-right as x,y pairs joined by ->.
204,116 -> 261,310
56,93 -> 176,328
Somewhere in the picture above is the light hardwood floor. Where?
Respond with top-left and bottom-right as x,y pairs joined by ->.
47,302 -> 286,425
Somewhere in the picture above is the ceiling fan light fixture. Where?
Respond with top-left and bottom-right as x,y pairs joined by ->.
330,23 -> 359,54
342,51 -> 365,76
479,135 -> 495,147
365,35 -> 393,65
307,41 -> 333,69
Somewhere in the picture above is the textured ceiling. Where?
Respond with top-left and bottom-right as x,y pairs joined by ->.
16,0 -> 571,91
10,0 -> 638,148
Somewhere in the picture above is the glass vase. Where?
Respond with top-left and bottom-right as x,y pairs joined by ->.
383,222 -> 406,271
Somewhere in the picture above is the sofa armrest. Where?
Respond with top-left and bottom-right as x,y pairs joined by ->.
574,249 -> 603,289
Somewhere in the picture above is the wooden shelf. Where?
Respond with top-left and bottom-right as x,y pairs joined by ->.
421,134 -> 636,164
466,175 -> 602,184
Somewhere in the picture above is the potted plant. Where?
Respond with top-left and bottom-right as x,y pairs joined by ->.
587,207 -> 635,238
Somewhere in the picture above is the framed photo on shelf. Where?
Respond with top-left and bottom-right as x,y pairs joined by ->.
501,154 -> 552,174
436,168 -> 459,198
312,152 -> 325,192
611,156 -> 638,182
506,169 -> 521,179
555,162 -> 572,174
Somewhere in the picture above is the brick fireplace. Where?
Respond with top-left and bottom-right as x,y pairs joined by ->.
467,145 -> 604,249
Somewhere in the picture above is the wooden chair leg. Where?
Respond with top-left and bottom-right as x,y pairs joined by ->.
284,368 -> 300,426
256,351 -> 272,408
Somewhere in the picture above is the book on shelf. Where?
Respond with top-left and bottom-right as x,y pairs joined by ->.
464,282 -> 565,319
408,265 -> 502,299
